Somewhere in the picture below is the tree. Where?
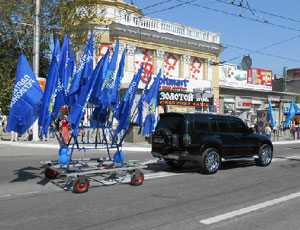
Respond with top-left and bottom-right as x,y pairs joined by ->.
0,0 -> 105,114
0,0 -> 59,114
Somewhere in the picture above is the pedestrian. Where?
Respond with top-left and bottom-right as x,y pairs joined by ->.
10,131 -> 18,142
264,124 -> 272,140
27,128 -> 33,141
291,122 -> 296,140
296,123 -> 300,139
0,108 -> 3,139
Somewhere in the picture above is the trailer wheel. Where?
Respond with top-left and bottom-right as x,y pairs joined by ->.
73,176 -> 90,193
130,169 -> 144,186
44,167 -> 59,180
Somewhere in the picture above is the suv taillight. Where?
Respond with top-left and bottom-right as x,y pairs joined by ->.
182,134 -> 191,146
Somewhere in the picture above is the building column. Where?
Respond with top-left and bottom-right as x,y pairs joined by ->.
126,44 -> 136,72
180,54 -> 191,79
155,49 -> 165,75
211,58 -> 220,113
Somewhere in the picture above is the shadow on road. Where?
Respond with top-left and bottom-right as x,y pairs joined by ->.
10,166 -> 50,185
146,160 -> 256,174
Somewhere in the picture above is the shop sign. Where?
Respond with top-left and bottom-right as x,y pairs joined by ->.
268,96 -> 280,102
287,68 -> 300,80
283,103 -> 300,113
236,97 -> 252,109
160,76 -> 189,91
159,91 -> 209,107
160,76 -> 211,92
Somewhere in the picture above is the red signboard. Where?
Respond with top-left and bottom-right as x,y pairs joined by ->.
247,68 -> 272,88
287,68 -> 300,79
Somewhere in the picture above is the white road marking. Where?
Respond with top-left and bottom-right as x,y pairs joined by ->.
200,191 -> 300,225
145,172 -> 181,180
0,194 -> 12,199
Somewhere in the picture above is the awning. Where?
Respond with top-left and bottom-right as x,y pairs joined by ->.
252,99 -> 264,105
224,98 -> 235,103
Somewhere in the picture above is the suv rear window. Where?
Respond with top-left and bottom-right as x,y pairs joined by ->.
156,114 -> 185,133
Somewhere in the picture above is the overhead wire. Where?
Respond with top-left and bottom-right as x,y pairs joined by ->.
213,0 -> 300,24
141,0 -> 300,64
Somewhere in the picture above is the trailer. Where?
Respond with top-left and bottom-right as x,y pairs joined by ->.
41,122 -> 148,193
42,158 -> 146,193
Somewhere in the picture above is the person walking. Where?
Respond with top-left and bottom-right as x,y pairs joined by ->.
291,122 -> 296,140
264,124 -> 272,141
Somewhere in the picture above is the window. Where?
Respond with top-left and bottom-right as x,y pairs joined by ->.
228,119 -> 247,133
216,119 -> 231,133
157,115 -> 185,133
194,116 -> 209,131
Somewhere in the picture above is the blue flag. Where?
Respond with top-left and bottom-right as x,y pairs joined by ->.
7,54 -> 43,135
68,34 -> 94,107
38,38 -> 60,137
89,49 -> 110,106
135,75 -> 151,131
99,41 -> 119,109
142,70 -> 162,136
284,99 -> 297,128
111,47 -> 126,108
68,56 -> 108,137
52,36 -> 75,118
114,65 -> 143,138
268,100 -> 276,128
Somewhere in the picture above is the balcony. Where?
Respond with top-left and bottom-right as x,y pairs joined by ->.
114,11 -> 220,44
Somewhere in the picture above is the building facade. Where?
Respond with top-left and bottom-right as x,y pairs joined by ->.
219,63 -> 300,127
75,0 -> 223,113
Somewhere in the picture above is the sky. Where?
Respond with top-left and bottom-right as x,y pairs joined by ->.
125,0 -> 300,75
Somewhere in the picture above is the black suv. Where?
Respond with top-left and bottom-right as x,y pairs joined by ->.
151,113 -> 273,174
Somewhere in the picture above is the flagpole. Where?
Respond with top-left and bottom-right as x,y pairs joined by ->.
32,0 -> 41,141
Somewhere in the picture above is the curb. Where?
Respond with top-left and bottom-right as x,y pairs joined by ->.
0,141 -> 151,152
1,140 -> 300,151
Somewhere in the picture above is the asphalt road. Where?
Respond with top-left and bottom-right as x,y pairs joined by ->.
0,143 -> 300,230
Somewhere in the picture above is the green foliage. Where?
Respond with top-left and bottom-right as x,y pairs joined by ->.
0,0 -> 103,114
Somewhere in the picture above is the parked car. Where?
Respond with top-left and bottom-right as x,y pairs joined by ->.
151,113 -> 273,174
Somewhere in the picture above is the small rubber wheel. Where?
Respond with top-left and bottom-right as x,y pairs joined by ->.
130,169 -> 144,186
201,147 -> 221,174
73,176 -> 90,193
44,167 -> 59,180
255,144 -> 273,167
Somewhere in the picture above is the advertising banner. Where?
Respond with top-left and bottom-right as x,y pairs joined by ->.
190,57 -> 204,80
220,64 -> 272,91
134,48 -> 154,84
219,64 -> 248,88
247,68 -> 272,90
163,53 -> 180,78
287,68 -> 300,80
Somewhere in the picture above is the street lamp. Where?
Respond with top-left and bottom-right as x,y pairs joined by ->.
32,0 -> 40,141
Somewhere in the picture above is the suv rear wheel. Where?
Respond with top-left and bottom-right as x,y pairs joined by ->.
165,159 -> 185,169
255,144 -> 272,166
201,148 -> 221,174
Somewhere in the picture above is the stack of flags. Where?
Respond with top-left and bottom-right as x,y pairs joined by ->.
7,33 -> 162,144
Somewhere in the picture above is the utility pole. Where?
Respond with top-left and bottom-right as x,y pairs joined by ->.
32,0 -> 41,141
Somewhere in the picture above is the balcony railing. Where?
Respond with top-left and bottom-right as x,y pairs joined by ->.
115,11 -> 220,44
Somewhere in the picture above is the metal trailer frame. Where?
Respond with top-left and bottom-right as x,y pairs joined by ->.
42,159 -> 147,193
41,120 -> 147,193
